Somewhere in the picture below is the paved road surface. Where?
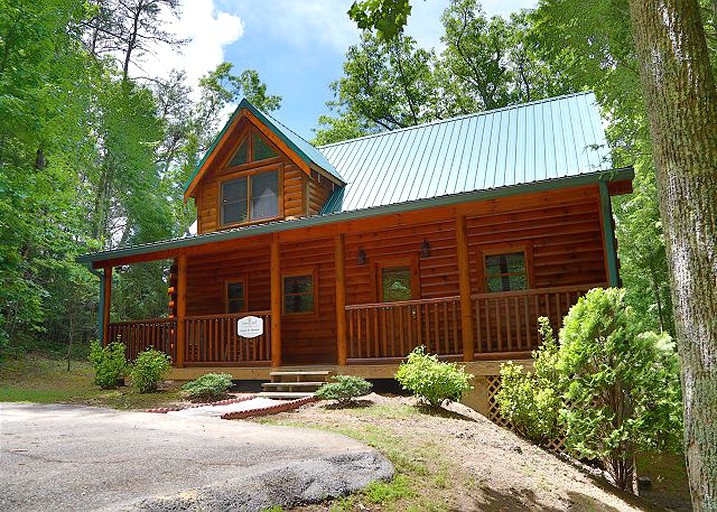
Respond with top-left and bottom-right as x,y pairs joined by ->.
0,403 -> 392,511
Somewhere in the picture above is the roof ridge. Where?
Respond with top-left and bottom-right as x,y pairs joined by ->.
317,91 -> 594,150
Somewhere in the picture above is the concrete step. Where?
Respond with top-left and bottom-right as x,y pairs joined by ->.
255,391 -> 315,400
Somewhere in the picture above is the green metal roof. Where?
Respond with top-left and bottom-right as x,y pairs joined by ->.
183,98 -> 344,193
319,92 -> 610,213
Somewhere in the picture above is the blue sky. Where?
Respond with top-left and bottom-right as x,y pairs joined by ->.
147,1 -> 536,140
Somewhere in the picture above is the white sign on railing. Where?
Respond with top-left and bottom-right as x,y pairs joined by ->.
237,315 -> 263,338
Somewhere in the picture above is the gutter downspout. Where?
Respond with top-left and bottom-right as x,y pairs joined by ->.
85,264 -> 105,343
598,179 -> 620,287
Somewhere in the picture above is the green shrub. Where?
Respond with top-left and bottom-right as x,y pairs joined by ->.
395,346 -> 473,407
315,375 -> 373,405
88,340 -> 128,389
181,373 -> 234,402
558,288 -> 682,491
129,348 -> 171,393
496,317 -> 562,446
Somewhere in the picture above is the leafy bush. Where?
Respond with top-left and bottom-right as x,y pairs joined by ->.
315,375 -> 373,405
181,373 -> 234,402
496,317 -> 562,446
395,346 -> 473,407
129,348 -> 171,393
557,287 -> 682,491
88,340 -> 128,389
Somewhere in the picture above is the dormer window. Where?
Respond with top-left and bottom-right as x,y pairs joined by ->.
221,170 -> 279,226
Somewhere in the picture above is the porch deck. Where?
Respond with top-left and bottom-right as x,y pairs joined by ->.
107,284 -> 598,372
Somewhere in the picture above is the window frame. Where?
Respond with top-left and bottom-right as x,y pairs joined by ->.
281,267 -> 318,316
475,242 -> 534,293
224,128 -> 280,171
224,276 -> 248,314
218,163 -> 284,228
373,256 -> 420,302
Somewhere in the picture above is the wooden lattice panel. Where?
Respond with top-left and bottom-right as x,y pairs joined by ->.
485,374 -> 566,453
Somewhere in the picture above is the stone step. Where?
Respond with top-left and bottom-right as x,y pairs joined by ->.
255,391 -> 315,400
270,370 -> 333,383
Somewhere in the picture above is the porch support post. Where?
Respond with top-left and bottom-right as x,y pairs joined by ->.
598,181 -> 620,287
102,267 -> 112,346
456,215 -> 475,361
335,233 -> 347,365
175,253 -> 187,367
270,236 -> 282,367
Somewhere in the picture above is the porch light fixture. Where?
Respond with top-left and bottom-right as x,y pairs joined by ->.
357,248 -> 367,265
420,239 -> 431,258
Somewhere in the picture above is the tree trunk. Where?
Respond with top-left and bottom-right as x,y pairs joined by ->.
628,1 -> 717,510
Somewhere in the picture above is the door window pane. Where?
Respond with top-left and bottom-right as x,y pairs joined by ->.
484,252 -> 527,292
227,281 -> 245,313
221,177 -> 247,225
284,274 -> 314,314
251,170 -> 279,220
382,266 -> 412,302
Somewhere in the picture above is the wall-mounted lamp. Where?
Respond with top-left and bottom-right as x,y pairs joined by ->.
420,239 -> 431,258
357,248 -> 367,265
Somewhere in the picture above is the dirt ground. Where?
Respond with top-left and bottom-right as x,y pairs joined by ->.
253,394 -> 690,512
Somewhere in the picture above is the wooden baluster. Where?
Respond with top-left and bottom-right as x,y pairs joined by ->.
452,301 -> 459,355
523,295 -> 531,349
475,299 -> 482,354
348,310 -> 354,358
373,309 -> 379,357
441,303 -> 448,354
433,303 -> 440,354
496,299 -> 503,351
357,310 -> 362,358
556,293 -> 562,327
504,297 -> 511,350
514,297 -> 521,350
380,308 -> 387,357
417,304 -> 423,346
485,299 -> 492,352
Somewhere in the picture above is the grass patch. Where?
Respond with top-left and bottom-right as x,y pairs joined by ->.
0,353 -> 182,410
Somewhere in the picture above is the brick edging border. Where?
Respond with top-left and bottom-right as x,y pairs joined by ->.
145,394 -> 256,413
221,396 -> 317,420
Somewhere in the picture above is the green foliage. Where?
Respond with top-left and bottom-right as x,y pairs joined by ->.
315,375 -> 373,404
88,340 -> 128,389
129,348 -> 171,393
558,288 -> 682,490
395,346 -> 473,407
348,0 -> 412,40
496,317 -> 562,446
180,372 -> 234,402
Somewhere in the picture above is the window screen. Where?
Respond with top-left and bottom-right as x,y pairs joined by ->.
284,274 -> 314,314
227,281 -> 245,313
252,134 -> 277,161
381,266 -> 412,302
484,252 -> 527,292
250,170 -> 279,220
221,177 -> 247,225
228,139 -> 249,167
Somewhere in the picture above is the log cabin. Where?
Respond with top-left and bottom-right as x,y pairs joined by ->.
78,92 -> 633,413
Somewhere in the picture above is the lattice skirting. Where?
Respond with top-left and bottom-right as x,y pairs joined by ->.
485,374 -> 567,453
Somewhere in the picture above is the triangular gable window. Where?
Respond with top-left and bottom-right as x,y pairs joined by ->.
227,130 -> 277,168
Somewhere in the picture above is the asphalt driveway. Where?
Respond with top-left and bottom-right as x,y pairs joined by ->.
0,403 -> 393,511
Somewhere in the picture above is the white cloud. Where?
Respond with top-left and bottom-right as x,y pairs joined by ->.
134,0 -> 244,91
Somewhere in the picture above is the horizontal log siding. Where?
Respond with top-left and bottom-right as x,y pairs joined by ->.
466,187 -> 606,290
280,237 -> 337,364
308,175 -> 334,214
185,245 -> 271,316
345,219 -> 460,305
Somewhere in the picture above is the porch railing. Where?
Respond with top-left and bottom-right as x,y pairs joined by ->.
345,296 -> 462,362
185,311 -> 272,366
107,318 -> 177,362
472,284 -> 601,356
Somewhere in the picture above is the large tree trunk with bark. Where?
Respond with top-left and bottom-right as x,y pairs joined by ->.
628,1 -> 717,510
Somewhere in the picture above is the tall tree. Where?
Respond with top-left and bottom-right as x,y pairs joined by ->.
628,1 -> 717,508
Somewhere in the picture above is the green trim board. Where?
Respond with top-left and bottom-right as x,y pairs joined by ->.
599,180 -> 620,287
78,167 -> 634,265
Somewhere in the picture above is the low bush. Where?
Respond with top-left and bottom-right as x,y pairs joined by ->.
496,317 -> 562,446
181,373 -> 234,402
395,346 -> 473,407
315,375 -> 373,405
88,340 -> 128,389
129,348 -> 171,393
